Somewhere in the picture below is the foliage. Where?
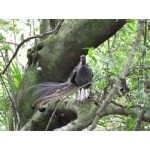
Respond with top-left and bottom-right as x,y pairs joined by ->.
10,62 -> 23,93
0,19 -> 150,130
85,20 -> 150,130
0,19 -> 39,130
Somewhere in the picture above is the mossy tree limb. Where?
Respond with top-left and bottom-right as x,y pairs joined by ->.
20,98 -> 150,131
15,19 -> 126,130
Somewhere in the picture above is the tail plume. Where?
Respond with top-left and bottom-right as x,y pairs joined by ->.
31,82 -> 77,111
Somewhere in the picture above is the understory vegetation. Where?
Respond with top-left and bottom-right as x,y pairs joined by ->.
0,19 -> 150,131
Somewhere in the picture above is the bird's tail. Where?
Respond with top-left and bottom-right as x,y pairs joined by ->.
31,82 -> 77,111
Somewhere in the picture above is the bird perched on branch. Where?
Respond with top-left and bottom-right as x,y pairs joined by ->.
31,54 -> 93,112
69,55 -> 93,101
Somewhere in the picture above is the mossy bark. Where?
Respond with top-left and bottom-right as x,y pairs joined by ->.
15,19 -> 126,130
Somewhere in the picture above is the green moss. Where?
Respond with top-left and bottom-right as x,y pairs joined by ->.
16,19 -> 126,129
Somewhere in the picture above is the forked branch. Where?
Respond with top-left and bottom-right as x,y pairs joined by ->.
89,20 -> 145,131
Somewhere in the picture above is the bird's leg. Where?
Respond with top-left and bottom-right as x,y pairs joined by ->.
88,86 -> 92,98
82,89 -> 89,103
76,88 -> 84,102
75,89 -> 81,101
85,89 -> 89,99
76,88 -> 89,103
75,88 -> 91,103
78,90 -> 81,101
81,88 -> 84,102
81,89 -> 85,103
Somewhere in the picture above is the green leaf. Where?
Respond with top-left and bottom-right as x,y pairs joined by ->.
98,121 -> 105,127
122,30 -> 126,37
34,27 -> 39,32
21,34 -> 24,41
0,37 -> 3,41
128,24 -> 134,31
114,51 -> 121,57
88,47 -> 94,57
0,45 -> 11,50
91,56 -> 97,63
82,47 -> 94,56
10,62 -> 22,92
120,37 -> 125,41
15,19 -> 20,22
25,22 -> 31,26
0,32 -> 4,41
82,47 -> 90,52
126,19 -> 135,24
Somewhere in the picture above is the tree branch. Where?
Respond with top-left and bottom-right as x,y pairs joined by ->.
20,99 -> 98,131
20,97 -> 150,131
17,19 -> 127,129
0,41 -> 18,46
133,108 -> 146,131
89,20 -> 145,131
0,19 -> 64,75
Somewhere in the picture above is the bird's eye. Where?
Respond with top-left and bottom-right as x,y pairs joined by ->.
81,55 -> 85,59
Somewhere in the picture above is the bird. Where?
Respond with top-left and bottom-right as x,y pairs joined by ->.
69,55 -> 93,101
31,54 -> 93,111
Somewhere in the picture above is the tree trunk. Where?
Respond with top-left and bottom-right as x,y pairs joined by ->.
15,19 -> 126,130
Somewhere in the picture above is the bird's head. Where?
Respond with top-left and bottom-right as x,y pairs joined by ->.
80,55 -> 86,65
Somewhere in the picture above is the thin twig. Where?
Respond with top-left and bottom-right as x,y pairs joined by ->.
5,50 -> 19,130
0,75 -> 18,122
111,101 -> 124,108
0,41 -> 18,46
12,20 -> 23,69
133,108 -> 146,131
32,19 -> 38,63
45,99 -> 62,131
13,19 -> 17,49
45,95 -> 70,131
89,20 -> 145,131
0,19 -> 64,75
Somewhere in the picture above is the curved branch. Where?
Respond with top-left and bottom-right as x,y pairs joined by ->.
89,19 -> 145,131
17,19 -> 127,129
0,19 -> 64,75
20,97 -> 150,131
133,109 -> 146,131
55,102 -> 98,131
20,99 -> 98,131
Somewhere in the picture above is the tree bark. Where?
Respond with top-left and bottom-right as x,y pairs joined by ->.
15,19 -> 126,130
20,99 -> 150,131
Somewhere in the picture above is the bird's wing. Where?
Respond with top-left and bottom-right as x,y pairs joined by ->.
69,65 -> 79,84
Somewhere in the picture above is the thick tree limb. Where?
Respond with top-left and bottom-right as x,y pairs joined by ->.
89,20 -> 145,131
20,98 -> 150,131
16,19 -> 127,129
20,99 -> 98,131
